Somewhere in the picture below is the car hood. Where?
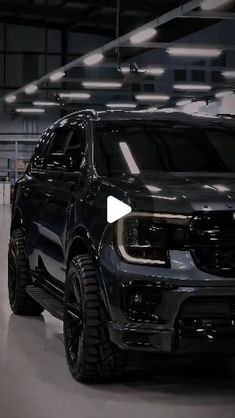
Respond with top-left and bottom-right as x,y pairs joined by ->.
110,172 -> 235,214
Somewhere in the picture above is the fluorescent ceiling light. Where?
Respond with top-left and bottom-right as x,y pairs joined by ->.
119,142 -> 140,174
59,92 -> 91,99
106,103 -> 137,109
130,28 -> 157,45
201,0 -> 232,10
5,94 -> 16,104
33,101 -> 60,106
222,70 -> 235,78
145,67 -> 165,75
174,84 -> 211,91
167,47 -> 221,57
120,66 -> 164,76
82,81 -> 122,89
120,66 -> 131,74
215,90 -> 234,98
120,66 -> 145,74
49,71 -> 65,82
83,53 -> 104,66
176,99 -> 192,106
135,94 -> 169,101
24,84 -> 38,94
16,108 -> 45,114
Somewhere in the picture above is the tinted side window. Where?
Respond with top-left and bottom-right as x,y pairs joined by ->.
45,127 -> 85,171
31,130 -> 52,169
47,130 -> 72,156
65,129 -> 85,165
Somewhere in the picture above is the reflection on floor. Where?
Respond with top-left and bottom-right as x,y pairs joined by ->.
0,205 -> 235,418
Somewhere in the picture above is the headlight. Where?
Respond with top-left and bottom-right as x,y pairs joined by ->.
116,212 -> 191,265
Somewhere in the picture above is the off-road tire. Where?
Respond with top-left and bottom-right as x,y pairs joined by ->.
8,229 -> 44,315
64,255 -> 127,383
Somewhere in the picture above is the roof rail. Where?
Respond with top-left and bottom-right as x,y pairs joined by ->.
217,113 -> 235,119
76,109 -> 98,118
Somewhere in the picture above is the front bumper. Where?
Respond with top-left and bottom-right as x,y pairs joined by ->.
100,246 -> 235,354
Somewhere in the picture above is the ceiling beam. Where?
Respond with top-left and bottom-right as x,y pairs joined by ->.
122,41 -> 235,50
183,11 -> 235,20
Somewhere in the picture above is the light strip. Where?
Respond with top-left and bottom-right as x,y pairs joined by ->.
130,28 -> 157,45
33,101 -> 60,106
135,94 -> 169,101
222,70 -> 235,78
24,84 -> 38,95
215,90 -> 234,98
16,108 -> 45,114
119,142 -> 140,175
5,95 -> 16,104
167,47 -> 221,57
106,103 -> 137,109
120,66 -> 146,74
120,66 -> 131,74
120,66 -> 164,75
83,53 -> 104,66
82,81 -> 122,89
59,92 -> 91,99
145,68 -> 165,75
201,0 -> 232,10
174,83 -> 211,91
176,99 -> 192,106
50,71 -> 65,82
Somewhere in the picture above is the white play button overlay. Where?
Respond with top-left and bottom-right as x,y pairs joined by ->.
107,196 -> 132,224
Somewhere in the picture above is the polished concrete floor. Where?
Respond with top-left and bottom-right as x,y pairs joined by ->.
1,204 -> 235,418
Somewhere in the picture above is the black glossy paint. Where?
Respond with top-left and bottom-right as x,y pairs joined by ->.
11,110 -> 235,353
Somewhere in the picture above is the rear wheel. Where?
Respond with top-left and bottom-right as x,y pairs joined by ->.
8,229 -> 44,316
64,255 -> 127,383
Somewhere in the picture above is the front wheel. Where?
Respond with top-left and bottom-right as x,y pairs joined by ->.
64,255 -> 127,383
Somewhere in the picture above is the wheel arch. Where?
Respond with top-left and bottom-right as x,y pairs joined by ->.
66,230 -> 110,319
66,228 -> 99,270
67,236 -> 89,266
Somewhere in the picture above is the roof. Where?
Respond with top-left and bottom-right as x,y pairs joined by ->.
57,109 -> 235,126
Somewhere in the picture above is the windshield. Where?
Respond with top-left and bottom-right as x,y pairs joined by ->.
94,121 -> 235,176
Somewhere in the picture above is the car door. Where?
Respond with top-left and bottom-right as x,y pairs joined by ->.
36,123 -> 86,286
19,129 -> 53,276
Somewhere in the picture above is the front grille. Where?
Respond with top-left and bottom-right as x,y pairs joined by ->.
190,212 -> 235,277
178,296 -> 235,320
176,297 -> 235,349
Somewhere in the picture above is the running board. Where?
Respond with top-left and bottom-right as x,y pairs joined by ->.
26,285 -> 64,320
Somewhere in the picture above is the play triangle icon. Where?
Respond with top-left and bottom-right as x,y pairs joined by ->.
107,196 -> 132,224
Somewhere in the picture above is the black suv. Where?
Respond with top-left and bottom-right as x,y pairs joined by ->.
8,109 -> 235,382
